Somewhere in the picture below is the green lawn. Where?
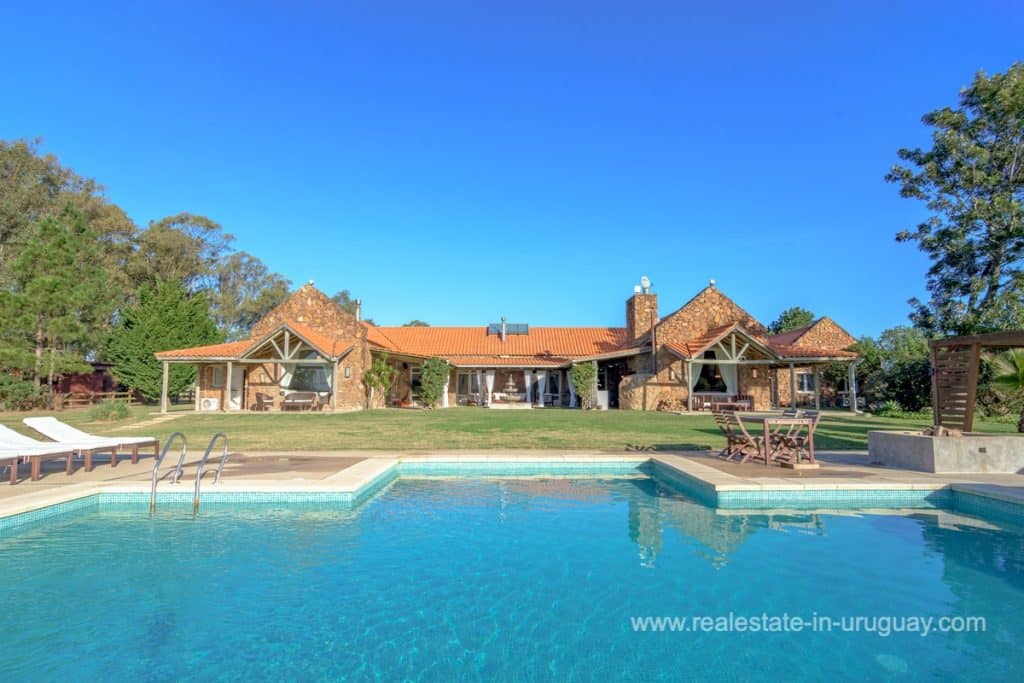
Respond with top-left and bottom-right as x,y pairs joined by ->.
1,406 -> 1018,452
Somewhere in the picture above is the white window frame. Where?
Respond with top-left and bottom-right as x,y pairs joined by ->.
211,366 -> 226,389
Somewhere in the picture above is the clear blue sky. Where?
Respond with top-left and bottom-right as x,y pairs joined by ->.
3,1 -> 1021,336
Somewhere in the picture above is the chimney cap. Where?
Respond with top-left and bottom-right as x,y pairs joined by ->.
307,279 -> 315,286
709,278 -> 716,288
633,285 -> 642,295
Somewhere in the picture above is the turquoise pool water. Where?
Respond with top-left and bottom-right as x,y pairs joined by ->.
1,475 -> 1022,681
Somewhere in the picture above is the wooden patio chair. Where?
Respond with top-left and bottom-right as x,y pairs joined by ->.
714,410 -> 764,463
254,392 -> 275,411
769,410 -> 820,465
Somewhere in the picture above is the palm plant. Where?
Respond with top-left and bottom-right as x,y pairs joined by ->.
991,349 -> 1024,432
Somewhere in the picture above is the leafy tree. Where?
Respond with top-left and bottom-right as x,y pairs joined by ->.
363,353 -> 398,409
419,358 -> 450,408
570,362 -> 598,409
852,327 -> 932,412
212,251 -> 291,339
106,280 -> 221,401
887,63 -> 1024,335
129,213 -> 235,294
0,139 -> 138,301
768,307 -> 815,335
403,320 -> 429,327
0,205 -> 115,397
991,350 -> 1024,432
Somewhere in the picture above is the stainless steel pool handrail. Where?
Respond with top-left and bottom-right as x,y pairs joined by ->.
193,432 -> 229,513
151,432 -> 187,513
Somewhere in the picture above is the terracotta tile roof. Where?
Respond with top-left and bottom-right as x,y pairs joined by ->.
286,322 -> 352,359
157,321 -> 354,361
766,325 -> 812,347
155,340 -> 253,360
769,344 -> 859,359
442,355 -> 571,368
662,323 -> 856,361
371,326 -> 633,358
362,323 -> 398,351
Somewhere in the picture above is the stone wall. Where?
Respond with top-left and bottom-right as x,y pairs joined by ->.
251,282 -> 359,339
795,317 -> 856,351
655,286 -> 767,351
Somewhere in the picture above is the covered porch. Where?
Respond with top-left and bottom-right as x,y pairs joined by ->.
158,324 -> 352,413
450,365 -> 571,408
664,324 -> 860,412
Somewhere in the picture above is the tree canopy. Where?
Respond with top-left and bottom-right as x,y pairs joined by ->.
768,307 -> 815,335
887,63 -> 1024,335
0,138 -> 299,403
106,280 -> 222,401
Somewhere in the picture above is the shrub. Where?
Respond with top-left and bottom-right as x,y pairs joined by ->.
364,353 -> 399,409
419,358 -> 451,408
570,362 -> 598,409
0,375 -> 46,410
874,399 -> 904,418
87,399 -> 131,422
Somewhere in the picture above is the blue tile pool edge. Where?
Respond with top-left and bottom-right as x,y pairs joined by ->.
3,460 -> 1023,535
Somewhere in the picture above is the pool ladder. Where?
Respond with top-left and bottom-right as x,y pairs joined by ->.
150,432 -> 230,513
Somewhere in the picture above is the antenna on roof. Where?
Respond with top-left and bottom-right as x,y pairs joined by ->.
640,276 -> 651,294
709,278 -> 716,288
308,279 -> 315,286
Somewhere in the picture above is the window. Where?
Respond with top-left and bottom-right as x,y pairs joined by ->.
287,366 -> 330,392
344,366 -> 352,379
410,364 -> 422,402
547,372 -> 559,398
211,366 -> 225,388
797,372 -> 816,393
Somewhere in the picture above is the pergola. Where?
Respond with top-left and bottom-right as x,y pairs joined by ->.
930,331 -> 1024,432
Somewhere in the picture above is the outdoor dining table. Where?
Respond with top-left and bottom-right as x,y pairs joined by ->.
738,413 -> 817,467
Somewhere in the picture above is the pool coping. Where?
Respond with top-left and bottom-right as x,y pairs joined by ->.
1,454 -> 1022,532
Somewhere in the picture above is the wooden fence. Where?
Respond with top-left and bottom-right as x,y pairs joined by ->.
54,391 -> 141,410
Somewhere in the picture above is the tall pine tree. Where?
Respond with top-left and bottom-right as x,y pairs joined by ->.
107,280 -> 222,401
0,205 -> 114,396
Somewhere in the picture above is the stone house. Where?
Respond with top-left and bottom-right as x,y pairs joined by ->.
155,280 -> 859,412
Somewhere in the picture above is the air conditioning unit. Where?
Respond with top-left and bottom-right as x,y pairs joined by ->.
200,397 -> 219,412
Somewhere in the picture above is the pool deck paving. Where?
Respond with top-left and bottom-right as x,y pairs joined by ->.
1,448 -> 1022,520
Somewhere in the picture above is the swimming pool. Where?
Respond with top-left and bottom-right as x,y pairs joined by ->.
1,472 -> 1021,681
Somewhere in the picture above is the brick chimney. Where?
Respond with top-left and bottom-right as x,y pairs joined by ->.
626,280 -> 658,343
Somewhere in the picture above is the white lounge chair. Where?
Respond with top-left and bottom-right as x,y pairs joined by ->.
22,417 -> 159,467
0,424 -> 118,481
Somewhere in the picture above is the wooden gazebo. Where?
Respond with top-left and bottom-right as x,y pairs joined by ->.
930,331 -> 1024,432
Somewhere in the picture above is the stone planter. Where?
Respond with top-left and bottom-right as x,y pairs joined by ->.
868,430 -> 1024,474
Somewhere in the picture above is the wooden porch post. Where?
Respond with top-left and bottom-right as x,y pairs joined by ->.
686,361 -> 693,411
813,367 -> 821,410
331,360 -> 339,411
160,361 -> 169,414
848,362 -> 858,414
789,363 -> 797,409
225,361 -> 233,412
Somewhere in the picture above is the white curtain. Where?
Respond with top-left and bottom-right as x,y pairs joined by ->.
442,372 -> 450,408
536,371 -> 547,408
484,370 -> 495,404
568,368 -> 577,407
688,361 -> 703,391
523,370 -> 533,403
280,363 -> 295,390
720,364 -> 738,396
